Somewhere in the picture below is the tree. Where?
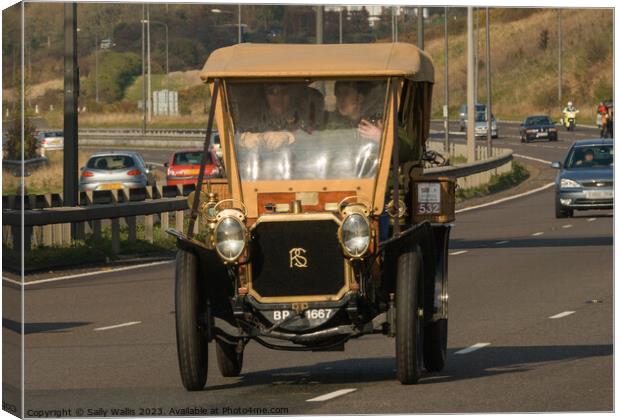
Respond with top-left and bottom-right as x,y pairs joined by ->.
5,71 -> 38,161
83,51 -> 141,102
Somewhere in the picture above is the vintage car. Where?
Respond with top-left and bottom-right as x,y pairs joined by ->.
168,42 -> 455,390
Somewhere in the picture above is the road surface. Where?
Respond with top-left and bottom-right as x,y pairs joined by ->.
2,121 -> 612,415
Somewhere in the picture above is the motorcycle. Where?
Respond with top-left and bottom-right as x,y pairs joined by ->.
562,109 -> 579,131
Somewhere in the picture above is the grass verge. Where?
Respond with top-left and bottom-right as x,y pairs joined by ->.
3,223 -> 177,273
456,161 -> 529,202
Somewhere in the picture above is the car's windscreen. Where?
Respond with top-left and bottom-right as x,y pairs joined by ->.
87,155 -> 136,170
475,111 -> 487,122
227,79 -> 388,181
43,131 -> 63,137
525,116 -> 551,125
565,145 -> 614,169
173,151 -> 211,165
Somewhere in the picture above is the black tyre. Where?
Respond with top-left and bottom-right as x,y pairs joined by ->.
555,197 -> 573,219
175,249 -> 208,391
424,319 -> 448,372
215,338 -> 244,377
396,246 -> 425,385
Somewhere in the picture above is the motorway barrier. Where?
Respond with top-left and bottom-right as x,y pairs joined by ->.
2,179 -> 229,254
2,142 -> 512,253
424,141 -> 513,190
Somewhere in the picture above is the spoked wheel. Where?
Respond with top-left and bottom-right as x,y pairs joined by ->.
215,338 -> 244,377
175,249 -> 209,391
395,245 -> 425,384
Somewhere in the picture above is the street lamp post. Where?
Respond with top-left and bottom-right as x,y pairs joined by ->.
212,7 -> 242,44
142,19 -> 169,116
444,7 -> 449,153
339,7 -> 343,44
485,7 -> 493,156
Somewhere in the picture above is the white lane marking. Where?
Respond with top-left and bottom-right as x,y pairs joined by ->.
588,218 -> 597,222
549,311 -> 575,319
562,224 -> 573,229
449,250 -> 468,256
148,161 -> 165,167
454,343 -> 491,355
531,232 -> 544,236
495,240 -> 509,245
307,388 -> 357,402
456,182 -> 555,214
2,260 -> 173,287
513,153 -> 552,165
94,321 -> 142,331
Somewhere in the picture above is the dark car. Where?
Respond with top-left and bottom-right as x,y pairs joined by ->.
551,139 -> 613,218
519,115 -> 558,143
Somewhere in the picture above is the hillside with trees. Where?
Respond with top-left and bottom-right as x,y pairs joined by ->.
2,4 -> 613,127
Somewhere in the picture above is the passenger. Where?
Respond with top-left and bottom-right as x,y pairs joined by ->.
327,81 -> 383,142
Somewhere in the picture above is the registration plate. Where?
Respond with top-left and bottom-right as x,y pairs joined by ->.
98,183 -> 123,191
585,190 -> 613,199
536,132 -> 548,138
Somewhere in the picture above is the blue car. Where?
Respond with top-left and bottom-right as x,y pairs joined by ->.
551,139 -> 613,218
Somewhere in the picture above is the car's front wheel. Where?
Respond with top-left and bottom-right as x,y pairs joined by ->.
175,249 -> 209,391
396,245 -> 425,385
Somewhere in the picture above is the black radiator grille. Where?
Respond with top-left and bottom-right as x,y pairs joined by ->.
250,219 -> 345,298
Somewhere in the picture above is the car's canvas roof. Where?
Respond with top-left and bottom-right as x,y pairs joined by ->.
199,42 -> 434,82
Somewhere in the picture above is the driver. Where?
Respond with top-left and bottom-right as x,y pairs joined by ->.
238,83 -> 301,151
238,83 -> 324,151
576,149 -> 596,167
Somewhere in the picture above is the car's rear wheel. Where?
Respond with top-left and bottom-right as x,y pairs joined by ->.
396,245 -> 425,385
555,197 -> 573,218
175,249 -> 209,391
215,338 -> 244,377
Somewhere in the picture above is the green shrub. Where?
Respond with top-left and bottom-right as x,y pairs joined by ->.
456,161 -> 529,201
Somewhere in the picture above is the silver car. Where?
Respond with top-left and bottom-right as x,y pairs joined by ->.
36,130 -> 64,151
79,151 -> 155,192
552,139 -> 613,218
474,112 -> 498,138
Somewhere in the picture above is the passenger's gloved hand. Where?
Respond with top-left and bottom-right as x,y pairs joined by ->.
239,132 -> 263,149
262,131 -> 295,150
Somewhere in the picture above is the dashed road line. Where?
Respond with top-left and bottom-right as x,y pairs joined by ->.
94,321 -> 142,331
449,250 -> 468,256
587,218 -> 597,222
561,224 -> 573,229
532,232 -> 544,236
307,389 -> 357,402
549,311 -> 575,319
495,240 -> 510,245
454,343 -> 491,355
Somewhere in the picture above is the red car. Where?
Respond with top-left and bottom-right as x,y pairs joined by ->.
165,149 -> 221,186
